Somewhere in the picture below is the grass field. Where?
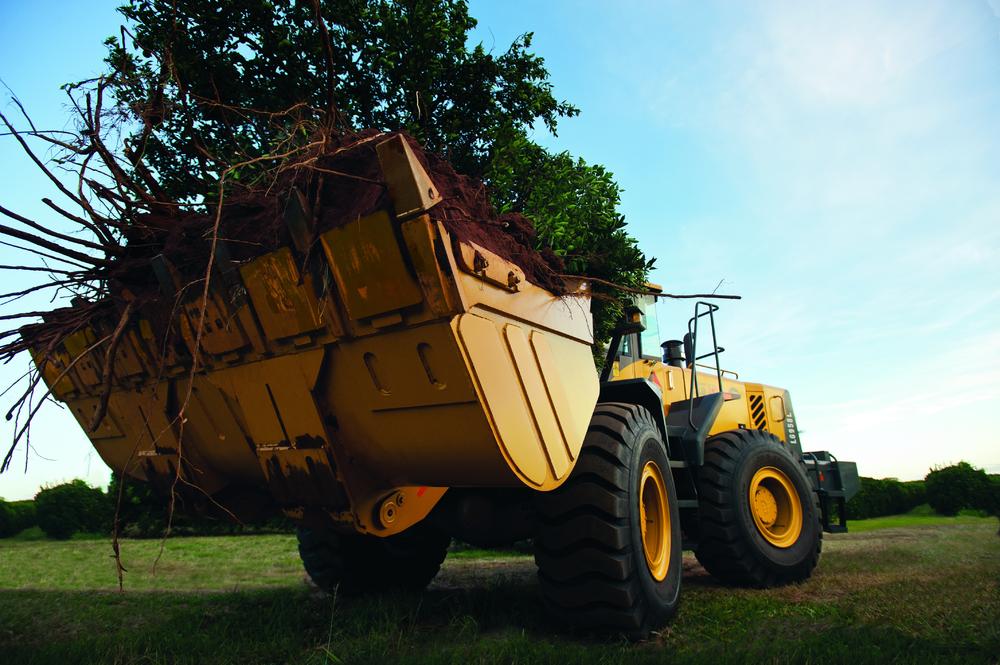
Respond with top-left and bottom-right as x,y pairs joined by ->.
0,514 -> 997,664
845,505 -> 993,533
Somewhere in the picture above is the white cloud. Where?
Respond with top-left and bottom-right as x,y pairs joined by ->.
801,328 -> 1000,478
639,1 -> 1000,479
758,1 -> 981,108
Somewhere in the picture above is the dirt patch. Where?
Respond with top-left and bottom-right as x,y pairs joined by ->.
432,556 -> 537,591
432,554 -> 723,592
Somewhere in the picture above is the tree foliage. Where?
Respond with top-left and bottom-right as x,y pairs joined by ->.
105,0 -> 577,196
1,500 -> 37,537
847,477 -> 925,520
98,0 -> 650,346
982,475 -> 1000,517
488,132 -> 653,346
925,462 -> 993,517
34,480 -> 110,540
5,477 -> 290,540
107,474 -> 292,538
0,500 -> 13,538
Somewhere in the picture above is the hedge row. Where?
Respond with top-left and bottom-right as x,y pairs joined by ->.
2,475 -> 291,540
107,474 -> 291,539
5,462 -> 997,539
847,462 -> 998,520
34,480 -> 111,540
847,477 -> 926,520
0,498 -> 36,537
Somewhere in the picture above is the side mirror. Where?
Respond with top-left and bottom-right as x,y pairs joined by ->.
613,305 -> 645,336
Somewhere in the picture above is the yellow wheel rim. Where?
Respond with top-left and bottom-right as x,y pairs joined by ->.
639,461 -> 671,581
749,466 -> 803,548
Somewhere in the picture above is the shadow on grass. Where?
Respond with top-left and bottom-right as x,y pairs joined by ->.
1,560 -> 996,664
0,577 -> 571,665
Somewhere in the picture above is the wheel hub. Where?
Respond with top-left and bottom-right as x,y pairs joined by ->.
753,486 -> 778,525
639,460 -> 671,581
748,466 -> 803,548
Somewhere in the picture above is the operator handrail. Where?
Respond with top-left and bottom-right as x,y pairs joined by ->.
686,301 -> 725,431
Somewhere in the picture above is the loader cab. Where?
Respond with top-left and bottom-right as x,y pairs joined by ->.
612,290 -> 663,377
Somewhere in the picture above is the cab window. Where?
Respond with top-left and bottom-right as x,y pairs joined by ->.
638,296 -> 661,360
619,334 -> 635,361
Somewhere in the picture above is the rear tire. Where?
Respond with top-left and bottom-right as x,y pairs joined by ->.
535,403 -> 682,639
297,523 -> 450,595
695,429 -> 821,587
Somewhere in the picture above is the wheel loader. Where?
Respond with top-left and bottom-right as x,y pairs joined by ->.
29,135 -> 859,638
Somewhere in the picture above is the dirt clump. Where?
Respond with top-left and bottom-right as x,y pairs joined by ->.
104,131 -> 564,297
10,131 -> 568,359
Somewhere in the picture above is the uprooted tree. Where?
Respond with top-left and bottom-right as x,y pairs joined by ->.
104,0 -> 653,343
0,0 -> 653,475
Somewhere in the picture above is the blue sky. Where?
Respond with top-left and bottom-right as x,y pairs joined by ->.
1,1 -> 998,500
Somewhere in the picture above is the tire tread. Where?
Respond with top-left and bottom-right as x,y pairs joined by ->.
694,429 -> 822,587
535,402 -> 679,639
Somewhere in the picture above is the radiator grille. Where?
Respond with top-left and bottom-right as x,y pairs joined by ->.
748,393 -> 768,432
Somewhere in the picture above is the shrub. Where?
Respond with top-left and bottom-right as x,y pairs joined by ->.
0,500 -> 13,537
9,500 -> 36,533
899,479 -> 926,509
107,473 -> 293,538
10,499 -> 38,531
34,480 -> 110,540
848,477 -> 925,520
0,499 -> 36,538
978,475 -> 1000,516
925,462 -> 992,516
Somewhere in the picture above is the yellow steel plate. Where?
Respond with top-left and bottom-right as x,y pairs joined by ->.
241,248 -> 324,342
458,313 -> 547,486
321,210 -> 423,321
503,324 -> 571,479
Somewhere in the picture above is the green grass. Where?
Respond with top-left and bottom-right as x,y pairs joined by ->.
848,506 -> 996,533
0,533 -> 303,592
8,525 -> 107,542
0,520 -> 997,664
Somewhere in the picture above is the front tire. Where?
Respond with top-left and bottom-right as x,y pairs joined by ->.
695,429 -> 821,587
297,523 -> 450,595
535,403 -> 682,639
